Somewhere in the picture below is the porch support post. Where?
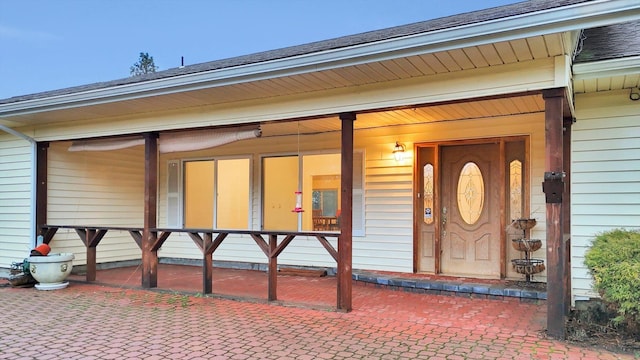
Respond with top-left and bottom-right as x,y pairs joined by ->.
338,112 -> 355,312
36,142 -> 49,241
142,132 -> 159,288
542,88 -> 566,339
203,233 -> 213,294
563,117 -> 574,315
84,229 -> 98,282
268,234 -> 277,301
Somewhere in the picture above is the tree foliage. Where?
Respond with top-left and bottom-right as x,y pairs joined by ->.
130,52 -> 158,76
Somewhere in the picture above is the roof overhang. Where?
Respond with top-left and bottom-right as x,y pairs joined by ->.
1,0 -> 639,120
573,55 -> 640,80
573,54 -> 640,94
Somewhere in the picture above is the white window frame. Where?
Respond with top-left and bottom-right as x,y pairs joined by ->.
259,149 -> 365,236
167,155 -> 253,229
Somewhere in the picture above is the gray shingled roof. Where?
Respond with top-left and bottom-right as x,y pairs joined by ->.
574,20 -> 640,63
0,0 -> 592,105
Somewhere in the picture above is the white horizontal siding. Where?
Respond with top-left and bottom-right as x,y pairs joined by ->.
359,149 -> 413,272
156,112 -> 545,275
572,91 -> 640,301
46,142 -> 145,265
158,233 -> 339,268
20,113 -> 547,276
0,135 -> 32,268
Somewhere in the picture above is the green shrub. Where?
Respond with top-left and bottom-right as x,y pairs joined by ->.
584,229 -> 640,330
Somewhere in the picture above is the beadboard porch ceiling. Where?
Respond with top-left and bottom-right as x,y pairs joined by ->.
258,93 -> 545,137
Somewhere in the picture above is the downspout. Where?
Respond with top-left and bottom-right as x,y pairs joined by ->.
0,124 -> 38,248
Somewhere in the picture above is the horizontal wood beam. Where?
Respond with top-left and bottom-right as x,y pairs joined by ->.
43,225 -> 143,232
151,228 -> 339,238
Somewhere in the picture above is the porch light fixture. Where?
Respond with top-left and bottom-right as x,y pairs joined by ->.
630,87 -> 640,101
393,141 -> 406,162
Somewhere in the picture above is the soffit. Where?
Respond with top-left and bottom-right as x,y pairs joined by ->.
1,34 -> 566,126
573,71 -> 640,93
573,56 -> 640,93
259,94 -> 545,137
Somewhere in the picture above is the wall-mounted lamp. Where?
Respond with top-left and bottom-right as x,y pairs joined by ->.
393,141 -> 406,162
630,87 -> 640,101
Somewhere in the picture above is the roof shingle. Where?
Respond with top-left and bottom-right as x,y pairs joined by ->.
574,20 -> 640,63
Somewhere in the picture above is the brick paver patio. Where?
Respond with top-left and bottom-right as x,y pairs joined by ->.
0,272 -> 633,359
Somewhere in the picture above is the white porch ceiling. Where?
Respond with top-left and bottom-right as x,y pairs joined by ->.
259,94 -> 545,137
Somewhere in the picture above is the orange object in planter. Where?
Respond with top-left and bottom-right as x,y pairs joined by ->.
31,243 -> 51,256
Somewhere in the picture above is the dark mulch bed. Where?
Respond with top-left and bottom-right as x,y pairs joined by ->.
505,280 -> 546,291
565,302 -> 640,355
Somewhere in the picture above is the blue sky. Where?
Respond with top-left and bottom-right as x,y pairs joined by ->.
0,0 -> 521,100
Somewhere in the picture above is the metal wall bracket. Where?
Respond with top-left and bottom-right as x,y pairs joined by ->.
542,171 -> 565,203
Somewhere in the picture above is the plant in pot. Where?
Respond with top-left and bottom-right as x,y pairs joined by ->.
27,244 -> 75,290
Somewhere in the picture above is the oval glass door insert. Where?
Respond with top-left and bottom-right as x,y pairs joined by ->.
457,162 -> 484,224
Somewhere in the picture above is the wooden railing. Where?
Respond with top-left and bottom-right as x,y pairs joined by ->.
40,225 -> 340,303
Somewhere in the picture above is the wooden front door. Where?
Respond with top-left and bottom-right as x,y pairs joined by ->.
440,143 -> 501,277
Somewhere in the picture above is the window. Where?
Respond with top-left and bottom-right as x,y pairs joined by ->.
184,160 -> 215,228
167,151 -> 364,234
423,164 -> 434,225
167,158 -> 251,229
262,151 -> 364,235
217,159 -> 251,229
457,162 -> 484,225
505,139 -> 526,221
312,186 -> 339,231
262,156 -> 299,231
312,188 -> 338,216
509,160 -> 523,221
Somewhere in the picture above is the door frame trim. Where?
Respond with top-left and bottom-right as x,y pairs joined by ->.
413,135 -> 530,277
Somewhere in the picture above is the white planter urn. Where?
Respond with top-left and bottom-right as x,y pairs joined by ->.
28,253 -> 75,290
